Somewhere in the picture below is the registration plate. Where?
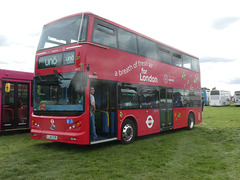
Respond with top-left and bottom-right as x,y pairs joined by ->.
46,135 -> 58,140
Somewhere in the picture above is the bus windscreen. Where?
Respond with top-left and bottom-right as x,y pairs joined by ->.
210,91 -> 219,95
37,15 -> 88,51
34,72 -> 85,115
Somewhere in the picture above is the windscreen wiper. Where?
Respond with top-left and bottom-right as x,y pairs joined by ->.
53,70 -> 71,80
36,73 -> 47,81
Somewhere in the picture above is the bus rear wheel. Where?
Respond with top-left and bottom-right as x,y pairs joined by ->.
121,119 -> 136,145
187,113 -> 195,130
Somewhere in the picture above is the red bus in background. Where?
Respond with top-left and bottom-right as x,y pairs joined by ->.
0,69 -> 33,132
31,12 -> 202,145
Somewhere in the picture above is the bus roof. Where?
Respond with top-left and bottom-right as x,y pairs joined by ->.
0,69 -> 34,80
211,90 -> 230,92
43,12 -> 199,60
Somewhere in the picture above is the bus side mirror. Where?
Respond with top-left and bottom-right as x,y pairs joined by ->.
80,71 -> 88,87
72,71 -> 88,92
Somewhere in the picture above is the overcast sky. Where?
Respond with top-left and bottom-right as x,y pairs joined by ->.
1,0 -> 240,95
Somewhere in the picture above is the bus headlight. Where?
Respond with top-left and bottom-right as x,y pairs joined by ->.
69,121 -> 81,130
32,120 -> 40,127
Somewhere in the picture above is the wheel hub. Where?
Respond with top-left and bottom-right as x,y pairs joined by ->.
122,124 -> 133,142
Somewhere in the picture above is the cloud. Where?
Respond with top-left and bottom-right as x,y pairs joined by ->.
225,78 -> 240,85
200,57 -> 235,63
212,17 -> 240,30
14,42 -> 37,49
28,32 -> 41,37
0,60 -> 9,64
0,35 -> 9,46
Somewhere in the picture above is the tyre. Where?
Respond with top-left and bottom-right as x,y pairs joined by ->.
121,119 -> 136,145
187,113 -> 195,130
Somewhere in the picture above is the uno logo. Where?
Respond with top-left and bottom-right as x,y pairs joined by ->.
146,115 -> 154,128
45,56 -> 58,67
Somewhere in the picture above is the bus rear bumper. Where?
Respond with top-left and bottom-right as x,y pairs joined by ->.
31,129 -> 89,145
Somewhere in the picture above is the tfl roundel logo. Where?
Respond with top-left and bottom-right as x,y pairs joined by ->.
146,115 -> 154,128
164,74 -> 168,84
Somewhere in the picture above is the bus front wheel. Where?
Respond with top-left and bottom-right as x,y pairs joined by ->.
187,113 -> 195,130
121,119 -> 136,145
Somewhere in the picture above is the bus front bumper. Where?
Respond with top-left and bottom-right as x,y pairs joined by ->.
31,129 -> 89,145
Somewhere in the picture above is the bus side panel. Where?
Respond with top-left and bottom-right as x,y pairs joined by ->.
193,107 -> 202,125
173,108 -> 188,129
173,107 -> 202,129
118,109 -> 160,139
86,45 -> 201,91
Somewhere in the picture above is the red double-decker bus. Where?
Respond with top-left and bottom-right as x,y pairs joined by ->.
31,12 -> 202,145
0,69 -> 33,132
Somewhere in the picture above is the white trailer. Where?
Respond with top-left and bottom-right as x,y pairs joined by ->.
233,91 -> 240,107
209,90 -> 231,106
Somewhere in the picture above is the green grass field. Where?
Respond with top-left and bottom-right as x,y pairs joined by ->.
1,105 -> 240,180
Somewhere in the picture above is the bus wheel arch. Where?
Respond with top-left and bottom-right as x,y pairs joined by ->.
187,111 -> 195,130
120,117 -> 137,145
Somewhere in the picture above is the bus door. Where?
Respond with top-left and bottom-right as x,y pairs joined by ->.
91,80 -> 117,141
160,88 -> 173,131
1,81 -> 30,131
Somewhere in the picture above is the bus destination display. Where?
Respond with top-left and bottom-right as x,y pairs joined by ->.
38,51 -> 75,69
